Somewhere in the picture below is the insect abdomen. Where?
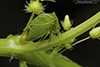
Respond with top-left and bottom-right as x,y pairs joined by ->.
25,12 -> 58,41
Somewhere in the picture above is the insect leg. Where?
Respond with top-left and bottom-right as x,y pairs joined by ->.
37,36 -> 44,42
37,31 -> 50,42
36,32 -> 50,48
57,30 -> 61,41
54,26 -> 61,41
42,31 -> 50,40
48,30 -> 54,46
23,21 -> 33,31
19,29 -> 28,43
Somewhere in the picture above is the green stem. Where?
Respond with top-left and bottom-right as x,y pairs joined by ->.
16,51 -> 81,67
0,11 -> 99,67
49,45 -> 64,58
37,51 -> 56,67
19,61 -> 28,67
0,37 -> 81,67
27,12 -> 35,25
71,36 -> 91,46
0,11 -> 100,54
59,36 -> 91,54
22,11 -> 100,52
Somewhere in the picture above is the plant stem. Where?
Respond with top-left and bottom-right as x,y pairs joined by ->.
59,36 -> 91,54
37,51 -> 56,67
49,45 -> 64,58
22,11 -> 100,52
0,12 -> 100,54
0,11 -> 99,67
71,36 -> 91,46
27,12 -> 35,25
19,61 -> 28,67
16,51 -> 82,67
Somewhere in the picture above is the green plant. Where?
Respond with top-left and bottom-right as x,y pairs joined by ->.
0,0 -> 100,67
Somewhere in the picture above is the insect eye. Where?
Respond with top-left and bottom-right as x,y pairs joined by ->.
89,27 -> 100,39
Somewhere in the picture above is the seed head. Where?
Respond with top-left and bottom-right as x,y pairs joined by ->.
24,0 -> 45,15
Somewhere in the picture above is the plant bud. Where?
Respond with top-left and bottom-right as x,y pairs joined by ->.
89,27 -> 100,39
63,15 -> 71,30
24,0 -> 44,15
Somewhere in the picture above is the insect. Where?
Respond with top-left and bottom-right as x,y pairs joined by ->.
20,12 -> 60,45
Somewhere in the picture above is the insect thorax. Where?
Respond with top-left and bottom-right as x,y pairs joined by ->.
25,12 -> 60,41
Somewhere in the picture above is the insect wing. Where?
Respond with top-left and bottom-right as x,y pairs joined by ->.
25,13 -> 57,41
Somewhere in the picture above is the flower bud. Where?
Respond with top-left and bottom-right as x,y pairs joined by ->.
64,38 -> 74,49
62,15 -> 71,30
24,0 -> 44,15
89,27 -> 100,39
64,43 -> 72,49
